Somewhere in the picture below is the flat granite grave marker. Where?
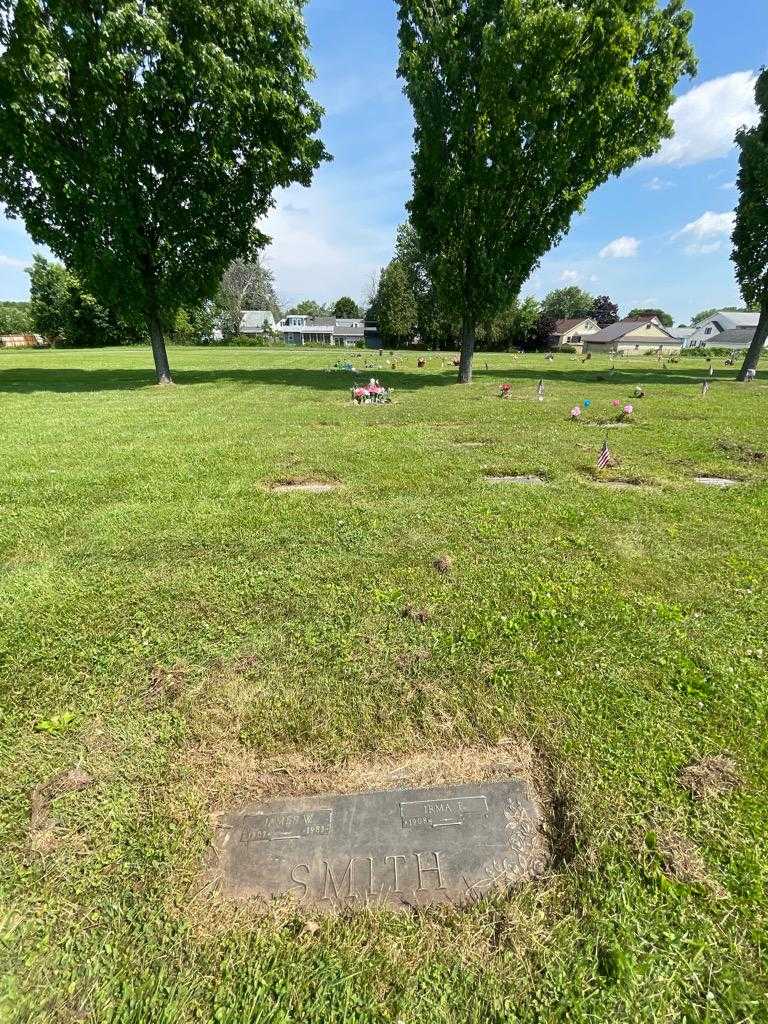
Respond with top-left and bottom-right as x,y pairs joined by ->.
210,780 -> 546,911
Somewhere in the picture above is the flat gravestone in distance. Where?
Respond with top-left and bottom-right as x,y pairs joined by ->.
211,780 -> 546,911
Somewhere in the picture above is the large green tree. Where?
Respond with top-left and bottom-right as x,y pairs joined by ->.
287,300 -> 330,317
0,0 -> 327,383
541,287 -> 596,323
397,0 -> 696,382
215,257 -> 282,339
28,255 -> 132,346
732,69 -> 768,381
627,307 -> 674,327
376,259 -> 418,346
333,296 -> 360,319
591,295 -> 620,328
0,301 -> 31,334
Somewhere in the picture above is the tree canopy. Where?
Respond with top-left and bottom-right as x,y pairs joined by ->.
287,300 -> 330,317
375,260 -> 418,345
333,297 -> 360,319
0,0 -> 327,383
0,301 -> 31,334
540,287 -> 595,323
627,308 -> 674,327
28,255 -> 134,347
397,0 -> 696,381
732,70 -> 768,381
215,258 -> 282,339
591,296 -> 620,329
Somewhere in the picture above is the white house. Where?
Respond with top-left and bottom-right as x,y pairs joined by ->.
688,311 -> 761,348
547,317 -> 600,350
582,317 -> 682,356
240,310 -> 276,334
276,315 -> 365,347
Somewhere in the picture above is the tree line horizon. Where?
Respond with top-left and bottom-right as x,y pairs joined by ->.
0,1 -> 764,381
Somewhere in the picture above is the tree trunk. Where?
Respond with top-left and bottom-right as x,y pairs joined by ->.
737,304 -> 768,381
457,319 -> 475,384
148,314 -> 173,385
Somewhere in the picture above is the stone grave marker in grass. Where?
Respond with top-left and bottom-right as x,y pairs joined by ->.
210,780 -> 546,911
269,478 -> 340,494
694,476 -> 743,488
485,474 -> 547,486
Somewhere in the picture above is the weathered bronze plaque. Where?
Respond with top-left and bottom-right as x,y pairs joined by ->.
211,781 -> 545,910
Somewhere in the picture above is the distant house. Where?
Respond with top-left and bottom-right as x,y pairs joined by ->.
276,315 -> 364,347
333,318 -> 366,347
670,326 -> 695,345
688,311 -> 762,348
364,321 -> 383,349
547,317 -> 600,350
0,333 -> 44,348
582,317 -> 681,356
240,310 -> 276,335
703,326 -> 765,351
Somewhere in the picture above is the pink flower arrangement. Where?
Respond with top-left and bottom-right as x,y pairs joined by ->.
612,399 -> 621,408
499,383 -> 511,398
570,406 -> 581,419
353,387 -> 369,399
622,404 -> 634,417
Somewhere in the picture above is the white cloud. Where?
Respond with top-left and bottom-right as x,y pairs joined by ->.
259,170 -> 406,307
644,176 -> 673,191
652,71 -> 759,167
599,236 -> 639,259
0,253 -> 29,269
673,210 -> 735,242
684,241 -> 723,256
673,210 -> 735,256
719,181 -> 738,191
560,269 -> 580,283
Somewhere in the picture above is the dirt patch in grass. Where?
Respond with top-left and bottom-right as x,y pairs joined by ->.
28,769 -> 93,854
144,663 -> 187,709
401,605 -> 431,624
679,755 -> 743,800
657,831 -> 715,888
268,477 -> 341,494
716,438 -> 767,464
189,741 -> 543,811
433,554 -> 453,575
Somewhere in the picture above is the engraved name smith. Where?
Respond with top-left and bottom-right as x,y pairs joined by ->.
212,780 -> 544,910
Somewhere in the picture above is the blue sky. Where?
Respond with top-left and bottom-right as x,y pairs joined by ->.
1,0 -> 766,325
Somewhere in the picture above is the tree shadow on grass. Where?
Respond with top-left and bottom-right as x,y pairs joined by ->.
0,362 -> 737,395
0,366 -> 458,395
473,366 -> 739,387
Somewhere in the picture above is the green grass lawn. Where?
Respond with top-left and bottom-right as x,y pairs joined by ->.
1,344 -> 767,1023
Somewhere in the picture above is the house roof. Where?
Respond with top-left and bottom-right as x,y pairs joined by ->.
708,327 -> 763,348
334,324 -> 365,336
304,316 -> 337,327
552,317 -> 593,334
586,318 -> 676,344
694,311 -> 760,329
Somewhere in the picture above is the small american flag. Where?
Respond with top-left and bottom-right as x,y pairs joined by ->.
597,438 -> 613,470
537,379 -> 545,401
